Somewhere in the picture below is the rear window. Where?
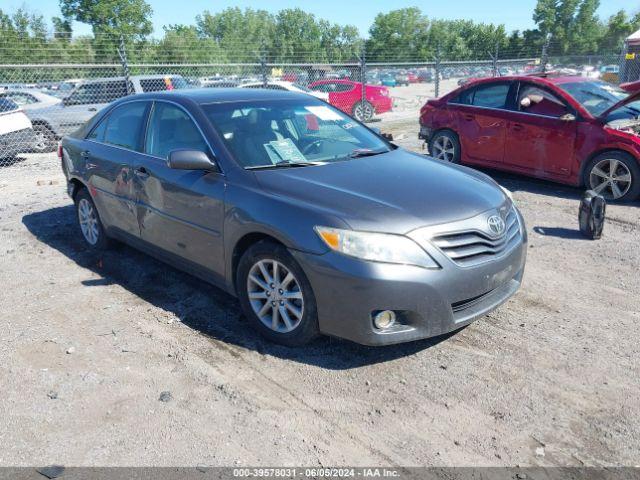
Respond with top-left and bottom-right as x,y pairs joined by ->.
0,97 -> 19,113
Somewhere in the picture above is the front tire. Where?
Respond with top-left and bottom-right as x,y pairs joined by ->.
429,130 -> 461,163
237,241 -> 320,346
353,101 -> 374,122
584,152 -> 640,202
74,189 -> 111,251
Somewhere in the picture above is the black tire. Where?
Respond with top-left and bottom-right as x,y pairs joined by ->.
352,101 -> 374,122
74,188 -> 111,251
32,124 -> 57,153
429,130 -> 461,164
236,240 -> 320,346
583,151 -> 640,202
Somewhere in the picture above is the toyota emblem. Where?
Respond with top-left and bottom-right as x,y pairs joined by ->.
487,215 -> 506,236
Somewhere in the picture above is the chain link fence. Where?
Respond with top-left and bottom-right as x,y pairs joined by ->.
0,36 -> 633,176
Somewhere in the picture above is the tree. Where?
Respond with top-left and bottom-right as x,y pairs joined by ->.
155,25 -> 226,64
571,0 -> 602,54
366,8 -> 429,61
52,16 -> 73,41
196,7 -> 275,62
59,0 -> 153,38
600,10 -> 640,51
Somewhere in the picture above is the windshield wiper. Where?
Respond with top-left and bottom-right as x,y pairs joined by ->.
348,148 -> 388,159
246,161 -> 325,170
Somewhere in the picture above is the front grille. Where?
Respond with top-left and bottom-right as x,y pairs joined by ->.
432,208 -> 521,267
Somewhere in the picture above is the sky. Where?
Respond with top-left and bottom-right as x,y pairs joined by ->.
7,0 -> 638,37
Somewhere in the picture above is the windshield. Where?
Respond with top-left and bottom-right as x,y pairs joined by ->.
559,81 -> 638,118
203,99 -> 391,169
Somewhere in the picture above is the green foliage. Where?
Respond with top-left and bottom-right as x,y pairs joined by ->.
0,2 -> 637,67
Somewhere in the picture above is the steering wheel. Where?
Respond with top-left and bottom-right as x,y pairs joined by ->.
302,139 -> 326,155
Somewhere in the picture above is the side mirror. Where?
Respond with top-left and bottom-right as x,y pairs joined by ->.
382,132 -> 394,141
559,113 -> 576,122
167,149 -> 217,171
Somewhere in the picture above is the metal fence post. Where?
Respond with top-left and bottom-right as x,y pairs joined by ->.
619,43 -> 628,84
117,35 -> 133,95
491,41 -> 500,77
260,42 -> 268,87
434,46 -> 441,98
541,34 -> 551,74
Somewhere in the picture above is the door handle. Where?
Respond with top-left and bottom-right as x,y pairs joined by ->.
463,114 -> 474,121
135,166 -> 150,179
512,123 -> 524,131
88,107 -> 97,112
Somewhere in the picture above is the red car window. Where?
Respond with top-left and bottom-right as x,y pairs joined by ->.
518,85 -> 568,118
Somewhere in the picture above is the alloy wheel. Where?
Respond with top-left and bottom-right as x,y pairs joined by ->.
78,198 -> 100,245
589,158 -> 632,200
354,102 -> 374,122
432,135 -> 455,162
247,259 -> 304,333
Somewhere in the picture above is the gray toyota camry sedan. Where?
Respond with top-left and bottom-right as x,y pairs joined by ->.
60,88 -> 527,346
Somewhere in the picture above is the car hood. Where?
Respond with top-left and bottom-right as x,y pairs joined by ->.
599,89 -> 640,120
254,149 -> 509,234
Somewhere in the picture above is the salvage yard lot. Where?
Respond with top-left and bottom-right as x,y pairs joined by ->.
1,117 -> 639,466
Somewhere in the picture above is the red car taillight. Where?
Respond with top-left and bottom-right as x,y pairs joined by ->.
57,142 -> 63,159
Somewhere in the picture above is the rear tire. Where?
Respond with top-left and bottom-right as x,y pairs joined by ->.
74,189 -> 111,251
429,130 -> 461,164
237,240 -> 320,346
583,151 -> 640,202
353,101 -> 374,122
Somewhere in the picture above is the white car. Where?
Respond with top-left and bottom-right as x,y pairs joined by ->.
239,80 -> 329,101
0,98 -> 33,159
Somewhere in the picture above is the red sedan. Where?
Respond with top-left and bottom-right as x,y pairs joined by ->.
419,75 -> 640,201
308,79 -> 392,122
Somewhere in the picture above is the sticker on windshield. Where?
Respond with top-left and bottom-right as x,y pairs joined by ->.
305,106 -> 343,121
264,138 -> 307,164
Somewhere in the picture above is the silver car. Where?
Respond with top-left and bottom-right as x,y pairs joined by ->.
61,88 -> 527,346
28,75 -> 189,152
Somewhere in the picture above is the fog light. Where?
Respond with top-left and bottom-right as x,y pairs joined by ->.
373,310 -> 396,330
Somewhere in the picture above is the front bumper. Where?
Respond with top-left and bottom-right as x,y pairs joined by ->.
292,218 -> 527,346
418,125 -> 432,140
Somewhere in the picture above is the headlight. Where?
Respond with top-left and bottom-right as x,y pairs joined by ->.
314,226 -> 440,269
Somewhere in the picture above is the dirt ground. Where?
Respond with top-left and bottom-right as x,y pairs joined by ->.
0,112 -> 639,467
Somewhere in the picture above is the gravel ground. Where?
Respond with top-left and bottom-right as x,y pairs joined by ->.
0,114 -> 639,467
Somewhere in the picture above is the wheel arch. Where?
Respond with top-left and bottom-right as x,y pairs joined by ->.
67,177 -> 88,200
579,148 -> 639,187
231,232 -> 287,294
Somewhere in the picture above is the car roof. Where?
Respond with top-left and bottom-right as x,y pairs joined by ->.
128,87 -> 310,104
462,74 -> 596,89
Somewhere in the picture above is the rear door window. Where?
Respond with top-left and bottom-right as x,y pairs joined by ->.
101,101 -> 149,151
451,82 -> 512,109
472,83 -> 511,109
